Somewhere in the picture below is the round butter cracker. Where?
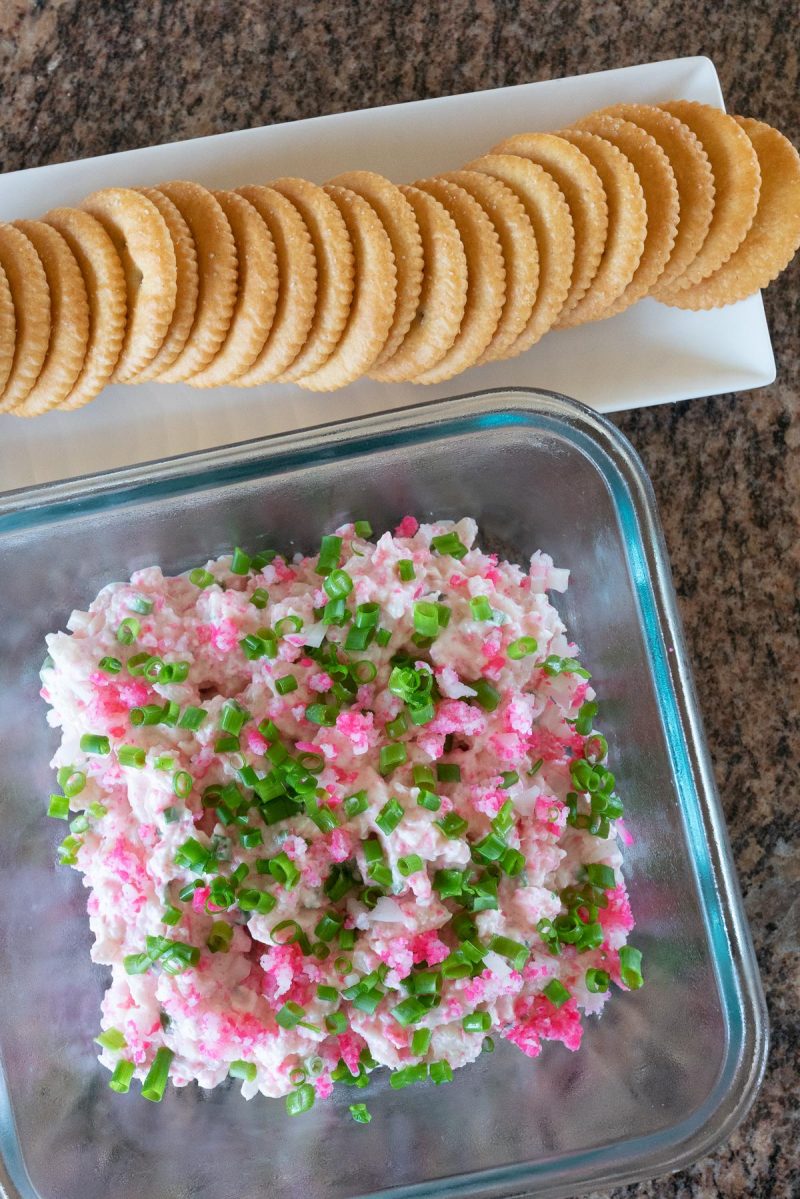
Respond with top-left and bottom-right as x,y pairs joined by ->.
154,181 -> 238,383
594,103 -> 716,295
189,190 -> 279,387
11,220 -> 89,417
668,117 -> 800,309
369,185 -> 467,383
467,153 -> 574,355
298,185 -> 396,391
410,177 -> 505,383
491,131 -> 607,323
0,222 -> 51,414
267,177 -> 354,383
571,113 -> 679,315
80,187 -> 177,382
132,188 -> 199,381
553,129 -> 647,326
657,101 -> 760,294
436,169 -> 539,364
327,170 -> 423,368
44,207 -> 127,411
232,186 -> 317,385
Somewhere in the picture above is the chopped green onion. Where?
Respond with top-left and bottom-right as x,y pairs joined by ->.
352,660 -> 377,684
189,568 -> 215,589
239,827 -> 263,849
323,569 -> 353,600
80,733 -> 110,756
470,596 -> 493,621
344,624 -> 373,651
269,852 -> 301,890
123,952 -> 151,975
128,594 -> 153,614
353,602 -> 379,629
116,617 -> 140,645
230,546 -> 251,574
161,904 -> 182,926
129,703 -> 161,727
353,520 -> 372,538
430,532 -> 468,559
430,1060 -> 453,1084
275,615 -> 303,636
435,811 -> 469,839
276,1000 -> 306,1029
481,1036 -> 495,1054
220,701 -> 248,736
473,831 -> 506,861
619,945 -> 644,990
275,675 -> 297,696
177,705 -> 207,730
69,813 -> 89,834
285,1083 -> 315,1116
249,587 -> 270,609
305,703 -> 338,726
586,863 -> 616,890
317,984 -> 338,1002
472,678 -> 500,711
390,1063 -> 429,1089
411,1028 -> 432,1056
207,921 -> 233,953
237,888 -> 277,914
88,801 -> 107,819
126,651 -> 152,676
379,743 -> 407,775
343,790 -> 369,819
391,997 -> 427,1026
585,968 -> 611,993
108,1059 -> 135,1093
349,1101 -> 371,1123
386,712 -> 408,739
507,636 -> 538,659
542,654 -> 591,679
500,770 -> 519,789
416,789 -> 440,812
412,601 -> 439,638
436,762 -> 461,783
118,744 -> 146,769
376,797 -> 404,835
487,934 -> 530,972
173,771 -> 192,799
528,758 -> 544,777
174,837 -> 209,873
95,1027 -> 127,1051
98,656 -> 122,674
58,768 -> 86,797
229,1059 -> 257,1082
314,912 -> 344,942
397,854 -> 423,877
543,978 -> 571,1008
462,1011 -> 491,1033
141,1047 -> 174,1102
433,868 -> 464,899
251,549 -> 277,570
500,847 -> 525,876
47,793 -> 70,820
316,535 -> 342,576
492,800 -> 515,835
325,1011 -> 348,1034
397,559 -> 415,581
375,627 -> 392,647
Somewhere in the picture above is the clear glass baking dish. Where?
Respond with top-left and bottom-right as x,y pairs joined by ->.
0,388 -> 766,1199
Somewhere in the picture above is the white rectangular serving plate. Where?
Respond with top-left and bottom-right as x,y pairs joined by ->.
0,55 -> 775,491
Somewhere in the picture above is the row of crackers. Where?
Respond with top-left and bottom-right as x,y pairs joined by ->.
1,101 -> 799,416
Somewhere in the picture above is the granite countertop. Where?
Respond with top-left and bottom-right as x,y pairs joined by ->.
0,2 -> 797,1196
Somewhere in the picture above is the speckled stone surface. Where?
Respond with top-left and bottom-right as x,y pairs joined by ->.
0,2 -> 797,1196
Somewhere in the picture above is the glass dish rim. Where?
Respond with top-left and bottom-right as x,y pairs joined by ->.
0,387 -> 768,1199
